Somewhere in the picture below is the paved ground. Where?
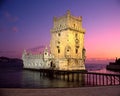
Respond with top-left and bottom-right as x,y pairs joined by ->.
0,86 -> 120,96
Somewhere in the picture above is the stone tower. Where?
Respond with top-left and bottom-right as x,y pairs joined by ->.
50,10 -> 86,70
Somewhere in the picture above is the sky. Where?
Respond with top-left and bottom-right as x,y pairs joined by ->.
0,0 -> 120,63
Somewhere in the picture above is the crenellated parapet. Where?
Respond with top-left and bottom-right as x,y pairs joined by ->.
22,47 -> 54,69
51,10 -> 85,33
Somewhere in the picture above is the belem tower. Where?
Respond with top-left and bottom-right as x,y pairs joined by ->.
22,10 -> 86,70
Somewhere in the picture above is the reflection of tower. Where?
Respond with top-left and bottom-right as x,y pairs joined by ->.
50,10 -> 86,70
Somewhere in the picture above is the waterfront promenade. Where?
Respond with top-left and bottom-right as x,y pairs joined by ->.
0,86 -> 120,96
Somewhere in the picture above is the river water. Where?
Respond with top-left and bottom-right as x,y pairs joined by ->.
0,64 -> 119,88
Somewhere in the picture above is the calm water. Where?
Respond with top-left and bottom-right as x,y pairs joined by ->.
0,64 -> 119,88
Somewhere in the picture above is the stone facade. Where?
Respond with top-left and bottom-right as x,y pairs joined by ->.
22,47 -> 54,69
22,10 -> 86,70
50,10 -> 86,70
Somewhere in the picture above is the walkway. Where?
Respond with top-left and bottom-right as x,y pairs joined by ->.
0,86 -> 120,96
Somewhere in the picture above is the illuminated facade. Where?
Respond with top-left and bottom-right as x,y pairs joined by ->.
50,10 -> 86,70
22,47 -> 54,69
22,10 -> 86,70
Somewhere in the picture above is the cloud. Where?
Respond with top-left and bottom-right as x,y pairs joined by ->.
0,10 -> 19,33
13,16 -> 19,22
3,10 -> 19,22
11,26 -> 18,32
3,11 -> 10,18
0,26 -> 19,33
86,58 -> 114,64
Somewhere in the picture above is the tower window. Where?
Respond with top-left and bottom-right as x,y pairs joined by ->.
75,33 -> 78,37
58,41 -> 60,44
74,24 -> 75,27
57,46 -> 59,48
58,33 -> 61,36
75,39 -> 79,43
58,49 -> 60,53
76,49 -> 78,54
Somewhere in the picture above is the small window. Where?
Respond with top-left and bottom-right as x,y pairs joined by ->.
57,46 -> 59,48
58,49 -> 60,53
58,41 -> 60,44
75,33 -> 78,37
74,24 -> 75,27
75,39 -> 79,43
67,49 -> 69,52
58,33 -> 61,36
76,49 -> 78,54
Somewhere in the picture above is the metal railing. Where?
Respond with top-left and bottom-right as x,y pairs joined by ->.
39,69 -> 120,86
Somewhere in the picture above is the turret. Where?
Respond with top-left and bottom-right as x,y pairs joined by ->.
43,47 -> 49,61
22,49 -> 27,60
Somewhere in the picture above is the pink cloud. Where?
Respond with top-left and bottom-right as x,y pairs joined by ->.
0,26 -> 18,33
0,11 -> 19,33
12,26 -> 18,32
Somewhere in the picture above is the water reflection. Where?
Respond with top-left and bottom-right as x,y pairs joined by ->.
0,68 -> 22,88
21,70 -> 84,88
0,64 -> 119,88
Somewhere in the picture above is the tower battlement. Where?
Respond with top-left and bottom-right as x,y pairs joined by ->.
53,10 -> 82,21
51,10 -> 85,34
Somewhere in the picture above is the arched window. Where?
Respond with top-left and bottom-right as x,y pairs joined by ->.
74,24 -> 75,27
58,49 -> 60,53
75,33 -> 78,37
65,46 -> 71,58
58,41 -> 60,44
76,49 -> 78,54
58,33 -> 61,36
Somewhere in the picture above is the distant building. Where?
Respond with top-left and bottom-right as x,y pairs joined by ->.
106,57 -> 120,71
22,10 -> 86,70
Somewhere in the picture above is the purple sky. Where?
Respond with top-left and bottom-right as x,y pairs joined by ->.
0,0 -> 120,63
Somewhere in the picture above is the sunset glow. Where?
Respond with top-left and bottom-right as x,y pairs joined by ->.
0,0 -> 120,64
